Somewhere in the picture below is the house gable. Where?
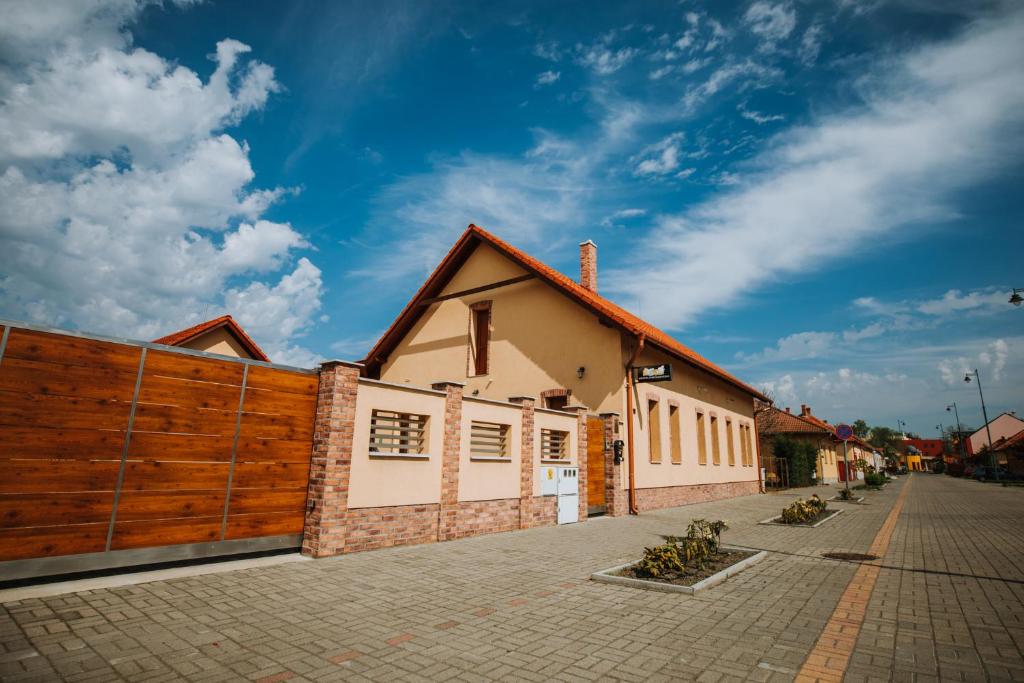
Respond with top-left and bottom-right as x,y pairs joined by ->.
153,315 -> 269,362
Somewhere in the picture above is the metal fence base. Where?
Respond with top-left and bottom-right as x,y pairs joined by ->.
0,534 -> 302,583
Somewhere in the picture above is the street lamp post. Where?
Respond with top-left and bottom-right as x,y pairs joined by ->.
964,369 -> 997,475
946,402 -> 966,460
936,422 -> 945,460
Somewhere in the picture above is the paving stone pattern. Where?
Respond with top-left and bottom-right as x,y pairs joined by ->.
2,475 -> 1022,682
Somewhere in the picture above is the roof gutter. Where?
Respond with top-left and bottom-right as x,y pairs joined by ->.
624,333 -> 645,515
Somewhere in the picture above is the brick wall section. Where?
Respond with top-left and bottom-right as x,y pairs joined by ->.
343,504 -> 439,553
433,381 -> 464,542
527,496 -> 557,527
509,396 -> 535,529
601,412 -> 628,517
449,499 -> 521,540
301,360 -> 361,558
580,240 -> 597,291
566,406 -> 589,521
634,480 -> 760,512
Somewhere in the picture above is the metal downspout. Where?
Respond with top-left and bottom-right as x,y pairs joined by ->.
625,334 -> 645,515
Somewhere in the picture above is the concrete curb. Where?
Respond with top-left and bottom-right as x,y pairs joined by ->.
829,496 -> 866,504
590,546 -> 768,595
757,507 -> 844,528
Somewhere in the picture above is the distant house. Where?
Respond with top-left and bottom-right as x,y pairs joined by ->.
967,412 -> 1024,463
153,315 -> 269,362
755,405 -> 835,486
990,430 -> 1024,474
362,224 -> 768,515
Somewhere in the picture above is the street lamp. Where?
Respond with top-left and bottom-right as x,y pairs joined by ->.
964,369 -> 997,475
1010,288 -> 1023,307
946,403 -> 967,460
896,419 -> 906,437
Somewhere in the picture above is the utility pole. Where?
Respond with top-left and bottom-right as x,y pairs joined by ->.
965,369 -> 996,475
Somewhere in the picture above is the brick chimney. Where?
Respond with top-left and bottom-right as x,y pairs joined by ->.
785,407 -> 791,413
800,404 -> 811,417
579,240 -> 597,292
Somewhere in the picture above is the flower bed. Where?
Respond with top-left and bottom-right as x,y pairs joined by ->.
759,495 -> 843,527
590,519 -> 767,594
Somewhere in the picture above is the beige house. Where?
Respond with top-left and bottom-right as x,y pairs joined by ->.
363,224 -> 767,516
968,412 -> 1024,461
153,315 -> 270,362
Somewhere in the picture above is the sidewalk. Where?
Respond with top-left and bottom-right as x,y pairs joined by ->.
1,476 -> 1021,681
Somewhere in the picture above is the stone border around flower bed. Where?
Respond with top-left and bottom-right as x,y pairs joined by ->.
589,546 -> 768,595
757,507 -> 844,528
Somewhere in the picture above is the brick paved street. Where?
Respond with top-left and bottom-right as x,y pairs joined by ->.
2,475 -> 1023,682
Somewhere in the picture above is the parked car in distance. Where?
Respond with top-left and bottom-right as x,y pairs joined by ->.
973,465 -> 1016,481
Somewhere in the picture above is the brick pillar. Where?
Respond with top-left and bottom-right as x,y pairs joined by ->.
302,360 -> 362,558
600,412 -> 627,517
433,381 -> 464,541
509,396 -> 535,529
564,405 -> 589,522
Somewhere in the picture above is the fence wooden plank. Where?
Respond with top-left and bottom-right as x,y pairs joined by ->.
242,387 -> 317,418
225,511 -> 304,539
231,462 -> 309,489
234,437 -> 315,463
227,488 -> 306,515
245,365 -> 317,395
0,493 -> 115,529
0,391 -> 132,431
143,349 -> 245,386
110,518 -> 222,550
0,357 -> 138,402
119,461 -> 230,492
0,427 -> 124,460
0,461 -> 121,494
238,411 -> 314,442
136,373 -> 244,412
114,490 -> 225,522
0,524 -> 109,561
3,329 -> 142,372
127,432 -> 234,462
132,402 -> 238,436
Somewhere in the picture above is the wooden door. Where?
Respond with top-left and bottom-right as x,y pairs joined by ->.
586,417 -> 606,514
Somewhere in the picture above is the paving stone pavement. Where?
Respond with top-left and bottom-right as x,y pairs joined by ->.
1,475 -> 1022,682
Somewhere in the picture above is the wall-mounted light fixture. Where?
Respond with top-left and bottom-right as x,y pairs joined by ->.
577,366 -> 586,380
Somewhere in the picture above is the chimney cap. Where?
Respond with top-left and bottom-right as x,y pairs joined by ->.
579,239 -> 597,247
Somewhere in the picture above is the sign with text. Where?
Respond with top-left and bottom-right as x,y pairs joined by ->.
634,364 -> 672,383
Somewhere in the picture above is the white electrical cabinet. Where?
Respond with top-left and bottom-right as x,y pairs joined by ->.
539,466 -> 558,496
556,466 -> 579,524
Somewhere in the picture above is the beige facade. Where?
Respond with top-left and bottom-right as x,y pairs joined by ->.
968,413 -> 1024,456
176,326 -> 252,359
377,240 -> 760,499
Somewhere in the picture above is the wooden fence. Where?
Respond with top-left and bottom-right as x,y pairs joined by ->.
0,321 -> 317,580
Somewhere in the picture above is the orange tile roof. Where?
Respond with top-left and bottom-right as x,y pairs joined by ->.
363,224 -> 768,401
153,315 -> 270,362
755,406 -> 831,435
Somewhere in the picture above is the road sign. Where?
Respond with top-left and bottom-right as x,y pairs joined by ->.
836,423 -> 854,441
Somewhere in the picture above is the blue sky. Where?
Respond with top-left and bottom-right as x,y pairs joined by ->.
0,0 -> 1021,436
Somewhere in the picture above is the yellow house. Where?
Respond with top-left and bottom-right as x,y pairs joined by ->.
363,225 -> 768,516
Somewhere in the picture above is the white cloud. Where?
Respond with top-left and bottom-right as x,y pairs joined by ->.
535,70 -> 561,86
917,288 -> 1011,316
0,1 -> 320,363
744,1 -> 797,51
681,61 -> 783,111
575,45 -> 639,75
738,101 -> 786,124
633,132 -> 685,176
649,65 -> 675,80
608,8 -> 1024,330
739,331 -> 836,362
799,23 -> 825,65
601,208 -> 647,228
939,338 -> 1010,385
533,41 -> 562,61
